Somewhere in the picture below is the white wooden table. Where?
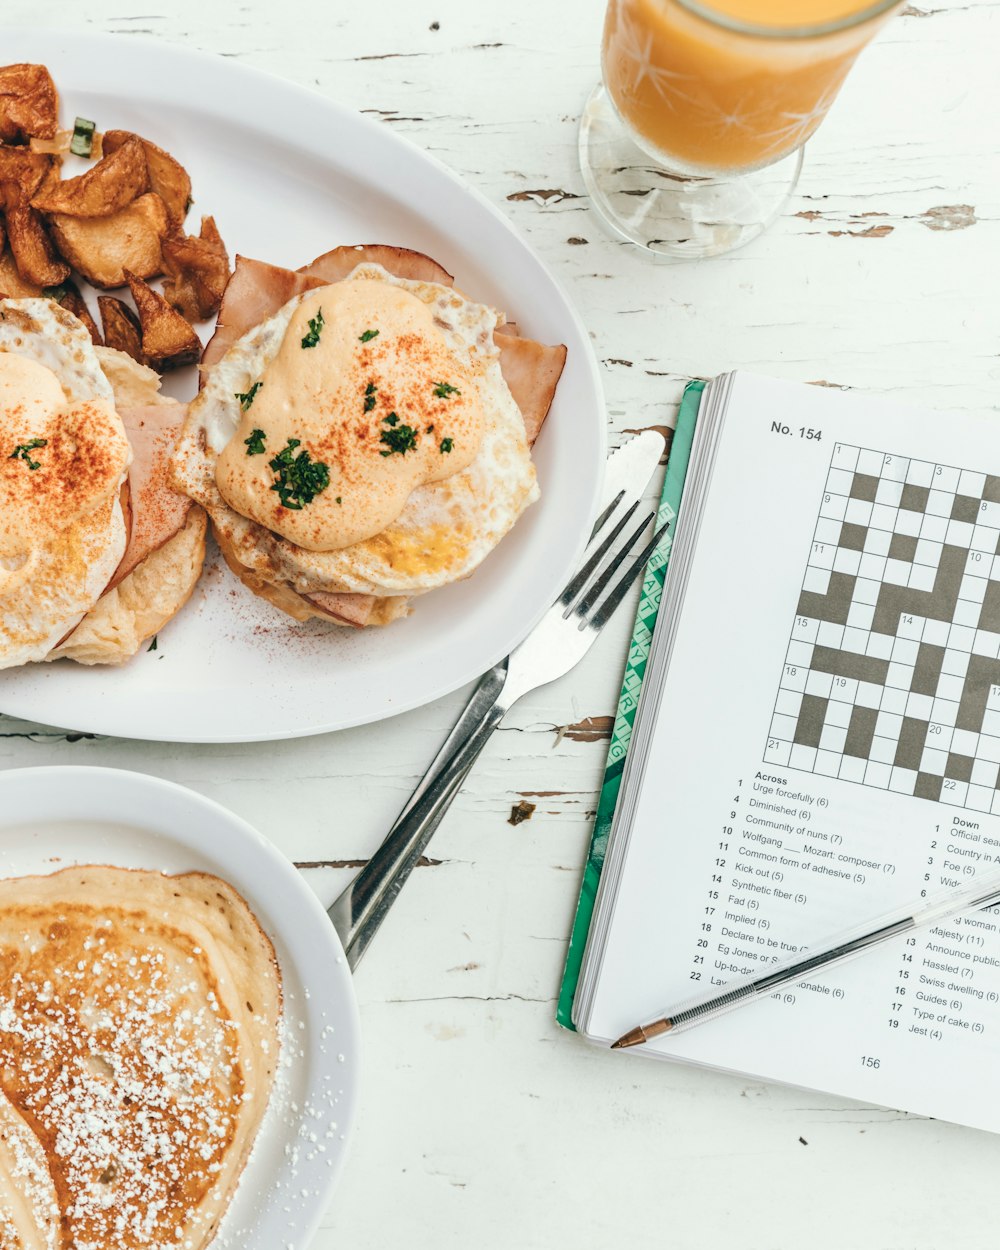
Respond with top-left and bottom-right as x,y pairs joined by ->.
6,2 -> 1000,1246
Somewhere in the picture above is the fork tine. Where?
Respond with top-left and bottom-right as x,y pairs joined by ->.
585,519 -> 670,632
560,499 -> 641,611
573,509 -> 657,618
589,489 -> 625,541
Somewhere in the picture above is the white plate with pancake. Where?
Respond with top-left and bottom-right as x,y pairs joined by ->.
0,765 -> 360,1249
0,32 -> 606,742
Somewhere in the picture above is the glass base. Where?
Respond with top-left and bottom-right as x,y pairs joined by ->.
578,83 -> 804,261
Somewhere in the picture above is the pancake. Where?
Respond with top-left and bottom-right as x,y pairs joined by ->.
0,866 -> 281,1250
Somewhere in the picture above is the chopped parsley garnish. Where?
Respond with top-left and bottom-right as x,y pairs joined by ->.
336,496 -> 342,504
380,423 -> 419,457
383,412 -> 399,426
363,381 -> 377,413
42,283 -> 68,301
269,438 -> 330,509
439,437 -> 454,454
147,635 -> 158,652
359,328 -> 380,343
300,308 -> 324,349
235,381 -> 262,412
244,428 -> 267,455
425,424 -> 435,434
70,116 -> 96,158
10,438 -> 47,470
433,381 -> 461,398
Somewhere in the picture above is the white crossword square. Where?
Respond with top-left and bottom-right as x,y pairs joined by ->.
865,634 -> 894,660
942,780 -> 968,805
802,566 -> 831,595
786,640 -> 814,667
854,577 -> 883,606
966,785 -> 994,813
858,554 -> 888,581
792,615 -> 820,642
810,543 -> 836,571
805,670 -> 834,698
932,465 -> 960,492
857,449 -> 886,475
936,673 -> 965,703
838,756 -> 867,783
770,714 -> 799,741
870,737 -> 897,765
819,726 -> 847,754
869,503 -> 897,532
927,725 -> 953,751
830,677 -> 859,704
825,700 -> 854,728
906,692 -> 934,720
971,758 -> 999,787
820,494 -> 849,522
913,538 -> 943,567
891,637 -> 920,664
864,761 -> 892,787
947,519 -> 975,548
775,689 -> 804,717
833,547 -> 862,576
814,750 -> 842,778
885,662 -> 914,690
959,469 -> 986,497
876,710 -> 904,737
884,559 -> 910,586
920,514 -> 949,542
981,709 -> 1000,737
831,444 -> 860,471
941,649 -> 970,678
929,700 -> 958,729
922,619 -> 951,647
948,625 -> 976,652
953,600 -> 981,628
825,467 -> 855,496
920,747 -> 948,774
925,490 -> 954,519
992,555 -> 1000,580
847,602 -> 875,630
980,735 -> 1000,763
815,623 -> 844,649
889,767 -> 919,794
790,744 -> 818,771
960,574 -> 988,603
842,627 -> 869,654
979,500 -> 1000,530
764,740 -> 792,766
894,509 -> 922,537
845,499 -> 874,526
906,460 -> 935,488
896,614 -> 924,641
974,630 -> 1000,659
907,564 -> 936,592
876,479 -> 904,506
971,524 -> 995,553
782,665 -> 809,692
815,517 -> 843,545
882,456 -> 909,483
856,681 -> 884,708
863,529 -> 892,557
881,686 -> 909,714
952,728 -> 980,756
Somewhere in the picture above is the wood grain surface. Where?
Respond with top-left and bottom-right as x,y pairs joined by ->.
3,2 -> 1000,1247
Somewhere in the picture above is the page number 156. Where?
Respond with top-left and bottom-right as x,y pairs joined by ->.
861,1055 -> 881,1069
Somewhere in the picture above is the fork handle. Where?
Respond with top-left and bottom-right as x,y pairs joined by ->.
329,663 -> 509,970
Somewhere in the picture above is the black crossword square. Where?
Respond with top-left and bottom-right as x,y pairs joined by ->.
900,484 -> 929,513
889,533 -> 918,562
951,495 -> 980,523
839,522 -> 867,551
850,473 -> 879,502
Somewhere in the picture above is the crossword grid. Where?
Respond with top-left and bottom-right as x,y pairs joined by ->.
765,443 -> 1000,813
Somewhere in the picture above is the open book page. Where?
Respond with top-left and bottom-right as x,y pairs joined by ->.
585,372 -> 1000,1132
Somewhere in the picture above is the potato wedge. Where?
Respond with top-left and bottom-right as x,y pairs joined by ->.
98,295 -> 144,364
162,214 -> 229,320
31,135 -> 148,217
0,64 -> 58,143
103,129 -> 191,229
125,270 -> 200,370
48,192 -> 169,288
2,184 -> 70,287
57,280 -> 103,346
0,245 -> 42,298
0,148 -> 57,198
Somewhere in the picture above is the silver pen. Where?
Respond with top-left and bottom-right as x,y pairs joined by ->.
611,874 -> 1000,1049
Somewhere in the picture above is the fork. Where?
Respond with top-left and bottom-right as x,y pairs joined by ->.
328,431 -> 667,969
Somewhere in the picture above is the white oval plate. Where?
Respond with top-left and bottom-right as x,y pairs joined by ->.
0,31 -> 606,742
0,765 -> 360,1249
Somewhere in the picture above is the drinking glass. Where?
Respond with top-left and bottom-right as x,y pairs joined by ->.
579,0 -> 903,259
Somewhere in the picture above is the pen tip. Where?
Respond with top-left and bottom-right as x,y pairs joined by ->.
610,1025 -> 648,1049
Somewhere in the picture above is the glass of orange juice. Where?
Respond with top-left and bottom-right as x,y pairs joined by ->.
580,0 -> 903,258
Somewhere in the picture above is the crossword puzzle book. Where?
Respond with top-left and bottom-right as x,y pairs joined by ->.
564,372 -> 1000,1132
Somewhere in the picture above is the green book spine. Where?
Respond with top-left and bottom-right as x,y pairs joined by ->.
556,380 -> 705,1030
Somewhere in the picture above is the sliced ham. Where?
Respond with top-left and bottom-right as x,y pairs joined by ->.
304,590 -> 377,627
201,256 -> 324,373
299,243 -> 453,287
493,330 -> 567,447
108,404 -> 193,591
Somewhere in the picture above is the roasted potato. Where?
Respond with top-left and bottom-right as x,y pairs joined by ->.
162,215 -> 229,321
0,64 -> 58,143
0,148 -> 57,198
0,245 -> 42,298
57,280 -> 103,345
2,184 -> 70,287
98,295 -> 143,364
48,192 -> 169,288
125,270 -> 200,370
31,135 -> 148,217
103,129 -> 190,229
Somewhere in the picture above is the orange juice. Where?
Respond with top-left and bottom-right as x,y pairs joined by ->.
602,0 -> 898,172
